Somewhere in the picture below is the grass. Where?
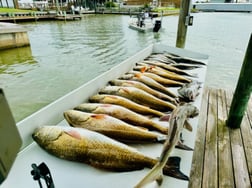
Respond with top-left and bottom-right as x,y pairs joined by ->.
0,8 -> 33,13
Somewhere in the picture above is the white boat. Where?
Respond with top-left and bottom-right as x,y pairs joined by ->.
0,43 -> 208,188
128,13 -> 162,33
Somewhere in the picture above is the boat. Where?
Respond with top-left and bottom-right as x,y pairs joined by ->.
128,12 -> 162,33
0,43 -> 208,188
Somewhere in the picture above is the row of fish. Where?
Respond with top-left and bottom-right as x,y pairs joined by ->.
32,52 -> 205,187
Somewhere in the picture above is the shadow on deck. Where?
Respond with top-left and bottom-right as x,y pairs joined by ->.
189,87 -> 252,188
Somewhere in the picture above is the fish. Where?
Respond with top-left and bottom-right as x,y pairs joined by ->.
178,80 -> 201,102
74,103 -> 169,134
63,110 -> 167,143
109,79 -> 177,104
32,125 -> 188,180
98,86 -> 176,112
164,53 -> 206,65
143,59 -> 200,73
133,63 -> 192,83
119,73 -> 177,98
128,70 -> 184,87
169,63 -> 202,70
134,103 -> 199,187
89,94 -> 165,117
146,54 -> 177,64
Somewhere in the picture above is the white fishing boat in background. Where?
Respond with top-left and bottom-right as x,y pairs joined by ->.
0,43 -> 208,188
128,12 -> 163,33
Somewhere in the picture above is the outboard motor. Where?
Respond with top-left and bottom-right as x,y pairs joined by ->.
153,20 -> 161,32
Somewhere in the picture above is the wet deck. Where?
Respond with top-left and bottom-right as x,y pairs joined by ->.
189,87 -> 252,188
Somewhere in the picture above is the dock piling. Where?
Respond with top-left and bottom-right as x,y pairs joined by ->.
227,33 -> 252,128
176,0 -> 191,48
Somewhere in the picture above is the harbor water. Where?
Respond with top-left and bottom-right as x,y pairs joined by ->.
0,12 -> 252,122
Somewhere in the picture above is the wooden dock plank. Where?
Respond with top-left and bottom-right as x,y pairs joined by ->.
190,88 -> 252,188
225,90 -> 251,188
240,112 -> 252,185
217,89 -> 235,188
202,88 -> 218,188
188,87 -> 209,188
247,95 -> 252,129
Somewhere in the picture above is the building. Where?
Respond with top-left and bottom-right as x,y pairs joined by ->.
0,0 -> 16,8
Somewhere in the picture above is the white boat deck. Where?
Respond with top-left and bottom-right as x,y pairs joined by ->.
0,44 -> 208,188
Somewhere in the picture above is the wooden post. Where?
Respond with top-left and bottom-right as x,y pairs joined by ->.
226,33 -> 252,128
176,0 -> 191,48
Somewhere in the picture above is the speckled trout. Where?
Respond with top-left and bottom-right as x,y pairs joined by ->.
33,126 -> 187,180
135,103 -> 199,187
164,53 -> 206,65
64,110 -> 167,143
74,103 -> 168,134
89,94 -> 165,117
119,73 -> 177,98
99,86 -> 176,112
109,79 -> 176,104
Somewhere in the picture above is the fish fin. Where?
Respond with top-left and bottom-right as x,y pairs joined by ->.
184,120 -> 193,132
159,114 -> 170,121
140,66 -> 147,73
164,156 -> 189,181
175,141 -> 193,151
64,129 -> 82,140
134,73 -> 142,78
157,135 -> 168,143
91,114 -> 106,119
134,162 -> 164,188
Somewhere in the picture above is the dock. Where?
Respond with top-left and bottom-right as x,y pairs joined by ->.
189,87 -> 252,188
0,12 -> 82,22
0,22 -> 30,50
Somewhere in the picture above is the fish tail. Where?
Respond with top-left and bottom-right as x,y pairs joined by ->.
163,156 -> 189,181
134,162 -> 164,188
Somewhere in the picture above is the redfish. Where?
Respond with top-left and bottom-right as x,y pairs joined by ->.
128,70 -> 184,87
119,73 -> 177,98
63,110 -> 167,143
134,63 -> 192,83
89,94 -> 165,117
74,103 -> 168,134
109,79 -> 176,104
32,126 -> 187,180
98,86 -> 176,112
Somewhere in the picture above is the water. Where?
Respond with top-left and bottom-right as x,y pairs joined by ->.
0,12 -> 252,122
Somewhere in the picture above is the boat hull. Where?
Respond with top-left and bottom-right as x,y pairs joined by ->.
1,44 -> 208,188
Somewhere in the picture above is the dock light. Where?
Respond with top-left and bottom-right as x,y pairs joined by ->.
185,15 -> 194,26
